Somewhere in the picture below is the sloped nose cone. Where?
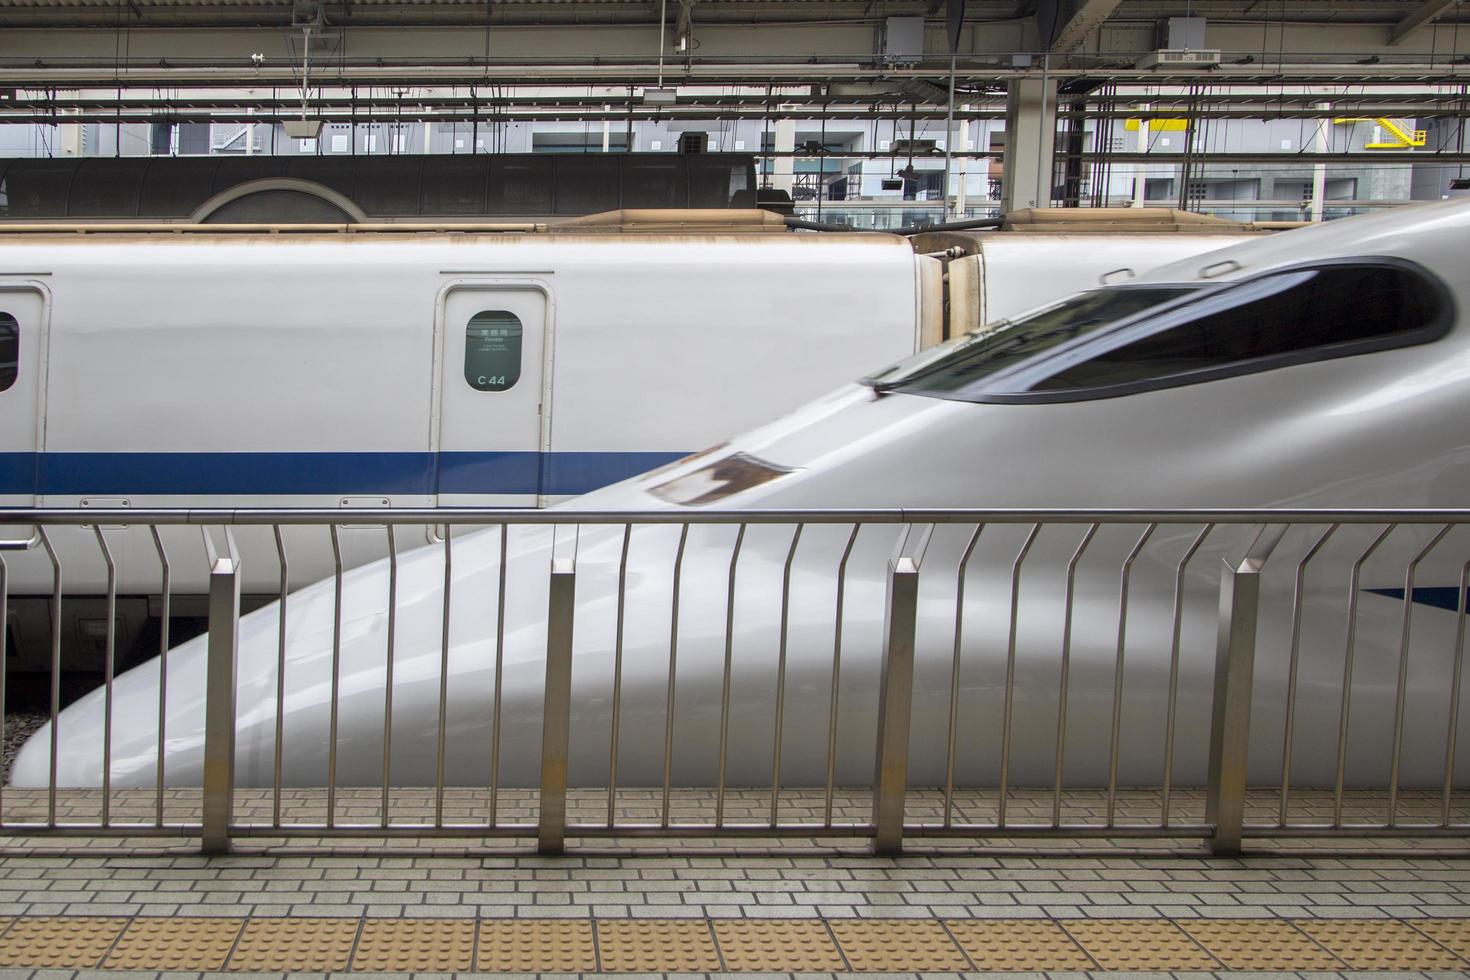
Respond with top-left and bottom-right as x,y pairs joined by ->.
8,648 -> 206,789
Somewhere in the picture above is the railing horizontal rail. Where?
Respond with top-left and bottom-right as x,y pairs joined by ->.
2,507 -> 1470,525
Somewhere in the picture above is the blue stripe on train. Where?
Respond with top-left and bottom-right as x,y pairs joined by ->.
0,450 -> 688,497
1366,586 -> 1470,613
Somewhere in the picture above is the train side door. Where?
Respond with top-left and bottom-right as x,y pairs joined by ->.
0,286 -> 45,542
434,282 -> 550,507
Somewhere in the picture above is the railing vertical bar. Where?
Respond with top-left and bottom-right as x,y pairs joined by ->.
201,528 -> 240,855
381,526 -> 398,829
92,526 -> 116,828
1205,524 -> 1285,855
1388,523 -> 1451,827
1105,524 -> 1155,828
1278,524 -> 1337,827
872,526 -> 922,856
715,524 -> 746,828
1161,523 -> 1212,828
40,528 -> 59,828
769,524 -> 804,829
997,524 -> 1041,828
1053,523 -> 1098,828
824,525 -> 859,829
151,527 -> 171,828
944,525 -> 985,830
661,525 -> 690,829
537,549 -> 577,855
489,524 -> 508,826
326,525 -> 344,829
434,525 -> 453,828
0,555 -> 7,824
606,524 -> 632,828
271,526 -> 288,829
1334,525 -> 1394,827
1441,556 -> 1470,827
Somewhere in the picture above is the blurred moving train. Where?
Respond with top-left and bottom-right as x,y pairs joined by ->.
0,209 -> 1254,671
15,199 -> 1468,793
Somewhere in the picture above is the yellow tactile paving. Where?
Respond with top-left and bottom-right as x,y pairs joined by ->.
828,919 -> 971,972
945,918 -> 1096,971
1412,918 -> 1470,959
476,918 -> 598,973
713,919 -> 846,971
352,918 -> 475,972
1179,918 -> 1344,971
1063,918 -> 1221,971
1295,918 -> 1468,970
0,916 -> 122,968
105,917 -> 245,972
0,914 -> 1459,971
225,917 -> 361,972
596,919 -> 721,972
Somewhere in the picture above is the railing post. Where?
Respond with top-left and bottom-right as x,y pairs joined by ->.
538,555 -> 576,855
201,536 -> 240,855
1205,526 -> 1284,856
872,541 -> 922,856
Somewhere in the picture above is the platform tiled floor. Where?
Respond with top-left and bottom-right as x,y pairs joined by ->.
0,787 -> 1463,976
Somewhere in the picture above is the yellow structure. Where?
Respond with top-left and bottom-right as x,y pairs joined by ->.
1333,117 -> 1427,148
1124,118 -> 1190,131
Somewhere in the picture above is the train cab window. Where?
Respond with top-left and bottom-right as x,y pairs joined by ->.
1028,263 -> 1446,396
464,311 -> 523,392
870,260 -> 1449,403
864,285 -> 1199,394
0,313 -> 16,392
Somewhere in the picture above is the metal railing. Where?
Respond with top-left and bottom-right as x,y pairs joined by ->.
0,507 -> 1467,856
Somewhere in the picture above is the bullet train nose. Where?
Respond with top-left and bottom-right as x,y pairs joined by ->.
577,384 -> 975,510
9,650 -> 200,789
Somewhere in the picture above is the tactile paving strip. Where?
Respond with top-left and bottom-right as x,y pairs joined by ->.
226,917 -> 361,972
713,919 -> 846,972
0,916 -> 123,968
1179,918 -> 1343,971
945,918 -> 1095,971
1063,918 -> 1220,971
828,919 -> 971,972
477,918 -> 597,973
352,918 -> 475,972
1411,918 -> 1470,959
1295,918 -> 1468,970
596,919 -> 721,972
105,917 -> 245,971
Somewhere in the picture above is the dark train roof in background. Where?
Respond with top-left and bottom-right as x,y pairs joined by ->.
0,153 -> 758,222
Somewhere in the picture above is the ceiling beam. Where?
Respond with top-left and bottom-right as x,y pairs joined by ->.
1388,0 -> 1459,43
1043,0 -> 1124,52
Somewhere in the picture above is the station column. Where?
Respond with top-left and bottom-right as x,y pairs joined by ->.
1000,77 -> 1058,212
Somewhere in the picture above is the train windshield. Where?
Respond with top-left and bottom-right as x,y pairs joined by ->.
868,261 -> 1448,403
864,284 -> 1199,392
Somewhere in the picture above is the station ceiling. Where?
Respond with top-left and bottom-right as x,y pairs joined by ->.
0,0 -> 1461,116
0,0 -> 1458,29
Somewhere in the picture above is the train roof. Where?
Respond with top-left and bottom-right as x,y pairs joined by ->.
1132,197 -> 1470,287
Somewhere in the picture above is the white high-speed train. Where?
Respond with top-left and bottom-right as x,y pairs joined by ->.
17,198 -> 1469,794
0,214 -> 1252,670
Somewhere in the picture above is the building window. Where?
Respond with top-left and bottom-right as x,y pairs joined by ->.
464,311 -> 523,392
0,313 -> 18,392
299,138 -> 318,153
331,133 -> 349,153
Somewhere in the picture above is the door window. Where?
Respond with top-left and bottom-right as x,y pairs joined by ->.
464,310 -> 523,392
0,312 -> 17,392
